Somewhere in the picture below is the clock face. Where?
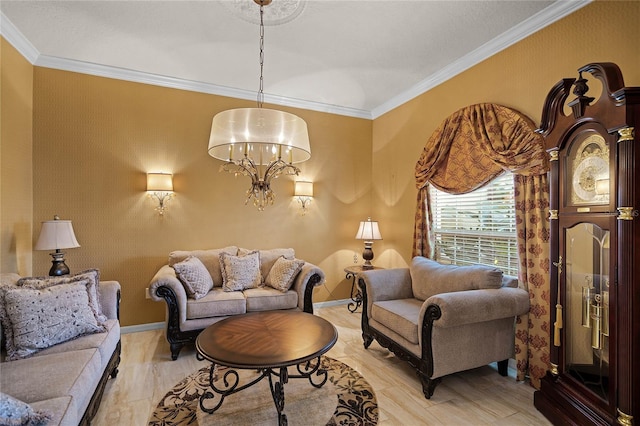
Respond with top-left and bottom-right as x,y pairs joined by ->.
568,133 -> 610,205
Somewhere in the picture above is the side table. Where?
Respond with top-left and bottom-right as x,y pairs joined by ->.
344,265 -> 383,313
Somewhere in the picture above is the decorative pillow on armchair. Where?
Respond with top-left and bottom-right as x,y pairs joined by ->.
172,256 -> 214,299
1,281 -> 106,360
0,392 -> 51,426
265,256 -> 305,292
220,251 -> 262,292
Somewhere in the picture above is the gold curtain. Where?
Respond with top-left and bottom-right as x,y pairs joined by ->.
413,103 -> 550,388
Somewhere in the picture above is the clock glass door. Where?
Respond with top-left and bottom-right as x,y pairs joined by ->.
564,221 -> 610,401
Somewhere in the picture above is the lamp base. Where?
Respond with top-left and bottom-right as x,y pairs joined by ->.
49,251 -> 70,276
362,242 -> 374,270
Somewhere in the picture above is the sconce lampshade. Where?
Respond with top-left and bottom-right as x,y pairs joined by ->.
147,173 -> 174,192
35,216 -> 80,276
294,181 -> 314,197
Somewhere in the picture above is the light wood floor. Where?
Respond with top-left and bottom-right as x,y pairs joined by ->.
94,304 -> 552,425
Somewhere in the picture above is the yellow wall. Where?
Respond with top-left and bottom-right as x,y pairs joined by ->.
31,68 -> 373,325
1,1 -> 639,327
372,1 -> 640,268
0,39 -> 33,276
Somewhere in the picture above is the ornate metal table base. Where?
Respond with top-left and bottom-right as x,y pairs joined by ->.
346,270 -> 362,313
198,356 -> 328,426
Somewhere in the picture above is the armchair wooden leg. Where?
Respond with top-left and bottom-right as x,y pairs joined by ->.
362,333 -> 374,349
420,375 -> 441,399
497,359 -> 509,376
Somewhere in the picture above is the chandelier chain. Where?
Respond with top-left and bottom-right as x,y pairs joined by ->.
258,4 -> 265,108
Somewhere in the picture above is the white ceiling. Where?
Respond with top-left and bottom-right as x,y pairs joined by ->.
0,0 -> 589,119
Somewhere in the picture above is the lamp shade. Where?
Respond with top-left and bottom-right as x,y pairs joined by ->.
147,173 -> 173,192
208,108 -> 311,164
294,181 -> 313,197
355,218 -> 382,241
34,220 -> 80,251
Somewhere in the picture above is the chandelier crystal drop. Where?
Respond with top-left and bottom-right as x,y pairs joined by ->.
207,0 -> 311,211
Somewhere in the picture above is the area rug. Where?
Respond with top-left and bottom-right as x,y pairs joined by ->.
148,356 -> 378,425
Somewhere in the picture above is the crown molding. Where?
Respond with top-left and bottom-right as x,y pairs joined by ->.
2,1 -> 590,121
0,12 -> 39,63
371,0 -> 592,119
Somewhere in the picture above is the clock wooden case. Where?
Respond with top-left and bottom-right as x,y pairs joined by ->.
533,63 -> 639,425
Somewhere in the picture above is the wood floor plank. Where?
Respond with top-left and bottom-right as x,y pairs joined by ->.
94,304 -> 550,425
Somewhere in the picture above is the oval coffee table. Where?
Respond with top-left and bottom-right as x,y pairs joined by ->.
195,311 -> 338,426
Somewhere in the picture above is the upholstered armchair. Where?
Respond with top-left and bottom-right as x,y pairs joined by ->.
358,256 -> 529,399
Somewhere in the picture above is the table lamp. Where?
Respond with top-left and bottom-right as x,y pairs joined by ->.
34,215 -> 80,276
355,217 -> 382,269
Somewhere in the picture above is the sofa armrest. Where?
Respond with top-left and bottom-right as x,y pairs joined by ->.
149,265 -> 188,325
99,280 -> 121,320
422,287 -> 530,329
292,262 -> 325,312
359,268 -> 413,318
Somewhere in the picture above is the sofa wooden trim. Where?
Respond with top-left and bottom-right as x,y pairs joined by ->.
155,272 -> 322,360
80,288 -> 121,425
359,277 -> 510,399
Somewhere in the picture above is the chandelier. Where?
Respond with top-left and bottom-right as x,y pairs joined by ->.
207,0 -> 311,211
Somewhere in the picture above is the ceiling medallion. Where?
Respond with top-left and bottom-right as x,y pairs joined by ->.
221,0 -> 306,26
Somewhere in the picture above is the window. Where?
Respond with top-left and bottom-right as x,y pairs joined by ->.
429,173 -> 518,276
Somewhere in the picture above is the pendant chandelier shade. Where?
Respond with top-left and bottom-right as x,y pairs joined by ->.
207,0 -> 311,210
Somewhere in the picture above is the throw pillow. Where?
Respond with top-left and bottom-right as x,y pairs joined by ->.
220,251 -> 262,292
238,248 -> 295,282
168,246 -> 238,287
17,269 -> 106,323
265,256 -> 305,292
0,392 -> 51,426
3,281 -> 106,360
172,256 -> 214,299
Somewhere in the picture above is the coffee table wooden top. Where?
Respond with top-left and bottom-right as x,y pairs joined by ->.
196,311 -> 338,369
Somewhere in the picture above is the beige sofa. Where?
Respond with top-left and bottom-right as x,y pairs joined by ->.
0,272 -> 121,426
150,246 -> 325,360
358,256 -> 529,399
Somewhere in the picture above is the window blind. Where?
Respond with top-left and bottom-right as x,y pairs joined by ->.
429,173 -> 518,276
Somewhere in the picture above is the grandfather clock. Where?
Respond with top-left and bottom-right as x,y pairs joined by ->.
534,63 -> 639,425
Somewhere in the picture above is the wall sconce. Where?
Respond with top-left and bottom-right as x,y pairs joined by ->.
294,181 -> 313,214
34,215 -> 80,276
147,173 -> 174,215
355,217 -> 383,269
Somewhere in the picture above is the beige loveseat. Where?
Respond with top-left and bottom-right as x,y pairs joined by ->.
0,272 -> 121,426
358,256 -> 529,399
150,246 -> 325,360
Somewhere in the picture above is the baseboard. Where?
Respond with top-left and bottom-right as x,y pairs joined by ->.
313,299 -> 349,309
121,321 -> 164,334
121,301 -> 349,334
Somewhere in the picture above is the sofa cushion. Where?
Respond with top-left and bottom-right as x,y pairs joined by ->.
186,288 -> 246,319
0,348 -> 102,420
172,256 -> 214,299
169,246 -> 238,287
220,251 -> 262,291
371,299 -> 423,345
0,392 -> 51,426
265,257 -> 305,292
244,287 -> 299,311
18,269 -> 106,323
410,257 -> 503,301
239,248 -> 295,283
30,396 -> 74,426
2,282 -> 106,360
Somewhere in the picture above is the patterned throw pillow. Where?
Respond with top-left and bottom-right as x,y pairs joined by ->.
3,281 -> 106,360
0,392 -> 51,426
265,256 -> 305,292
18,269 -> 106,323
172,256 -> 214,299
220,251 -> 262,292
